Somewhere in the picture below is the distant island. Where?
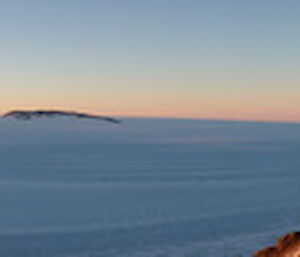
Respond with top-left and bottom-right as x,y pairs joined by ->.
2,110 -> 121,124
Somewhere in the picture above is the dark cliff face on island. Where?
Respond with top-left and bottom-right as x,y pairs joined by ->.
2,110 -> 121,124
254,232 -> 300,257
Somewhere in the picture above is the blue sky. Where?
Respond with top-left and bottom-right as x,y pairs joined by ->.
1,0 -> 300,121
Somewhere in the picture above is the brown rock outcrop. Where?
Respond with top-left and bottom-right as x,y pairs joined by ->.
254,232 -> 300,257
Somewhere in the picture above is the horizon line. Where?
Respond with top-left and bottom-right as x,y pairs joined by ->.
1,108 -> 299,125
117,114 -> 300,125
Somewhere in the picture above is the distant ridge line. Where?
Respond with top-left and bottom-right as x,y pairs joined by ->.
2,110 -> 121,124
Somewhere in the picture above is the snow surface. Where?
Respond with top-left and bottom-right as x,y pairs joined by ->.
0,118 -> 299,257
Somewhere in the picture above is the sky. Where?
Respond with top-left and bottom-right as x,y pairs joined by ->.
1,0 -> 300,122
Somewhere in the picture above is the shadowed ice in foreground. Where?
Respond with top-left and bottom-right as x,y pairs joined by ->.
0,118 -> 300,257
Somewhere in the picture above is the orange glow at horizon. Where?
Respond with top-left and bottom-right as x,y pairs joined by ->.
1,102 -> 299,123
1,79 -> 299,123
